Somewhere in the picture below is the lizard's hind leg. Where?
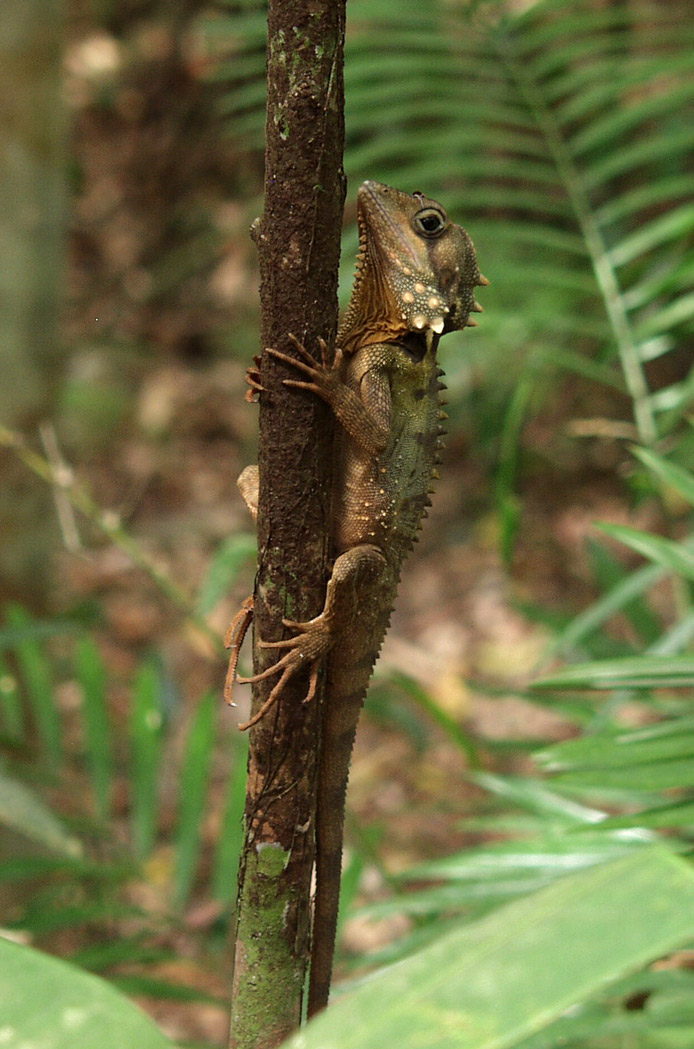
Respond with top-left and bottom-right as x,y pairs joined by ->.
235,544 -> 386,731
237,659 -> 319,731
236,614 -> 332,730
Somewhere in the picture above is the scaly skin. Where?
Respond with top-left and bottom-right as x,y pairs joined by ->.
230,180 -> 485,1016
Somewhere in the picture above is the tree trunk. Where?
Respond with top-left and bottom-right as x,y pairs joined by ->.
0,0 -> 65,601
228,1 -> 346,1046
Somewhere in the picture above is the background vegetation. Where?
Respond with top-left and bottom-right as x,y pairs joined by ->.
1,0 -> 693,1046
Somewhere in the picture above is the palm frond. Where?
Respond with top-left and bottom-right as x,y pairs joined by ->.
344,0 -> 693,447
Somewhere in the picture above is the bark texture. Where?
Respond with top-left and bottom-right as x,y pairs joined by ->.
228,1 -> 346,1046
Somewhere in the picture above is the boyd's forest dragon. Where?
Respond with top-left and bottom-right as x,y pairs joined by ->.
225,180 -> 486,1016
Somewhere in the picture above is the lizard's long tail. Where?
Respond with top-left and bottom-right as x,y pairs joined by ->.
307,569 -> 395,1016
307,686 -> 361,1017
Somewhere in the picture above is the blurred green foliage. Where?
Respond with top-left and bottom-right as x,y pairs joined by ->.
1,0 -> 694,1044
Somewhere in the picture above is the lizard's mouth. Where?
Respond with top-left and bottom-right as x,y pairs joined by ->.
399,331 -> 434,363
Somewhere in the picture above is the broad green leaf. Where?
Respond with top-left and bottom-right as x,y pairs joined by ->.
514,971 -> 694,1048
0,766 -> 82,857
285,849 -> 694,1049
0,937 -> 175,1049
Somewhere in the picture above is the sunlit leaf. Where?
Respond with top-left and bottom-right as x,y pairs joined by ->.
284,849 -> 694,1049
0,937 -> 175,1049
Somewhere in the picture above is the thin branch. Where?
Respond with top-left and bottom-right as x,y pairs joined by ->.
0,425 -> 224,654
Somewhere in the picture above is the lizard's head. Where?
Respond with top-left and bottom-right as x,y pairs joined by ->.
344,181 -> 487,350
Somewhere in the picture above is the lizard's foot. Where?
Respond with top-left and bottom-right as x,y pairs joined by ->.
236,614 -> 333,731
244,355 -> 264,402
223,595 -> 254,706
265,334 -> 340,400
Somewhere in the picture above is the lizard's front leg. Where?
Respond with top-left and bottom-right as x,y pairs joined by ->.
267,335 -> 390,455
237,543 -> 386,730
233,336 -> 390,728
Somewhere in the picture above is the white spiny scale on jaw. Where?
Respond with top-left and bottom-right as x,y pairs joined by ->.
385,262 -> 449,335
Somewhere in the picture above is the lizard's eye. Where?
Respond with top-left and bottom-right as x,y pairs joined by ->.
414,208 -> 446,237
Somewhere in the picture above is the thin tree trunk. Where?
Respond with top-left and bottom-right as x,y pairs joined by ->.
228,1 -> 346,1046
0,0 -> 65,599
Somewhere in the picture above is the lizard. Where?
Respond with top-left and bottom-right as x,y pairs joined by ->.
225,179 -> 486,1017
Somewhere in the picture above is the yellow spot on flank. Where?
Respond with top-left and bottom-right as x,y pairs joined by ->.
414,282 -> 425,293
428,296 -> 440,308
402,267 -> 411,276
402,291 -> 415,304
413,314 -> 426,329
